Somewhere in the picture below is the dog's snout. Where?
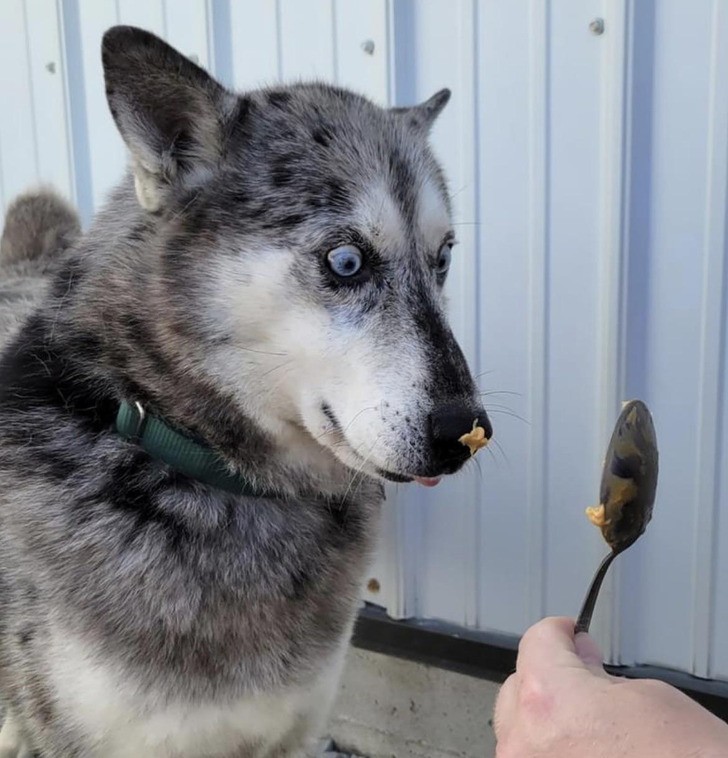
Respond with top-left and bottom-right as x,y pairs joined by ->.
428,403 -> 492,473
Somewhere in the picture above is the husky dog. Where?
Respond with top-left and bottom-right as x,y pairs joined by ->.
0,26 -> 491,758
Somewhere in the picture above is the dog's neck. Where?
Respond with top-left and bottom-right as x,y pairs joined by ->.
53,310 -> 368,501
58,314 -> 372,500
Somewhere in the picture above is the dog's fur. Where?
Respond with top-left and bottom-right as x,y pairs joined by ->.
0,27 -> 488,757
0,190 -> 80,342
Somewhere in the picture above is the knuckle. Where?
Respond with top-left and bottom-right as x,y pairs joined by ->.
495,738 -> 518,758
629,677 -> 673,699
492,675 -> 516,739
518,621 -> 543,651
518,671 -> 551,716
495,741 -> 516,758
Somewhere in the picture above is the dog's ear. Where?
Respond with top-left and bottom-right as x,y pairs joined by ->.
102,26 -> 233,212
391,89 -> 451,135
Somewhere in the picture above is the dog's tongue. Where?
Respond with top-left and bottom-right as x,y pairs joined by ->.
414,476 -> 441,487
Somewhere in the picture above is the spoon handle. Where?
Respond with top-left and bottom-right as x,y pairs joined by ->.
575,551 -> 617,635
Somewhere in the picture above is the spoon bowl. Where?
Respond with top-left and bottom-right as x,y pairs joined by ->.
574,400 -> 659,634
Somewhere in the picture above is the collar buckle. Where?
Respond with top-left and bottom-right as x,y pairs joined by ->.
130,400 -> 149,444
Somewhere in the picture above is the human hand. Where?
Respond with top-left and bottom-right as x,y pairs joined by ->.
493,617 -> 728,757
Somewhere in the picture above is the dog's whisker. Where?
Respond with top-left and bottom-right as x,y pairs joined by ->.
258,359 -> 296,381
449,183 -> 471,201
341,406 -> 378,434
351,442 -> 385,500
490,437 -> 510,466
477,389 -> 523,398
473,454 -> 486,478
473,369 -> 497,380
485,445 -> 501,470
229,345 -> 289,357
485,408 -> 530,425
342,434 -> 383,504
481,401 -> 517,411
342,456 -> 372,505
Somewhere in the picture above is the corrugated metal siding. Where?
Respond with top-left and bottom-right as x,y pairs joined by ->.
0,0 -> 73,210
2,0 -> 728,679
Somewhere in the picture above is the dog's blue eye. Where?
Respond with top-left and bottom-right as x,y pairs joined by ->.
327,245 -> 363,278
436,244 -> 452,275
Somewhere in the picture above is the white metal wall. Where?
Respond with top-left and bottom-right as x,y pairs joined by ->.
1,0 -> 727,681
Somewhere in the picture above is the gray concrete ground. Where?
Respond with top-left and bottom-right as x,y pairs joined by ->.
328,649 -> 499,758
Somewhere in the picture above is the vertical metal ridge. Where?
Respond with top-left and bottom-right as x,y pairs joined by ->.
55,0 -> 77,207
526,0 -> 550,624
385,488 -> 420,621
591,0 -> 633,664
383,0 -> 396,107
203,0 -> 215,76
691,0 -> 728,680
458,0 -> 481,628
274,0 -> 283,80
204,0 -> 220,80
160,0 -> 169,39
21,1 -> 40,180
329,0 -> 338,82
0,121 -> 5,213
381,0 -> 417,621
58,0 -> 94,223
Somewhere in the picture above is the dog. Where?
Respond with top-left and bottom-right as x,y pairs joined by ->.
0,25 -> 491,757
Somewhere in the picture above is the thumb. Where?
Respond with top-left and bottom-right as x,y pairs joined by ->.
574,631 -> 604,667
517,618 -> 610,680
574,630 -> 614,680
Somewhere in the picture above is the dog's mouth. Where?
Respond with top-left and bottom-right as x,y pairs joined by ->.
319,402 -> 442,487
376,469 -> 442,487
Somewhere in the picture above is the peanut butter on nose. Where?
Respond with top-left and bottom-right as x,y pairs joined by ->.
458,420 -> 489,456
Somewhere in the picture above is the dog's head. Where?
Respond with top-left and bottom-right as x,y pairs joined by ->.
101,26 -> 491,485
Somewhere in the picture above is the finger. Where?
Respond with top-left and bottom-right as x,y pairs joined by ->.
493,673 -> 519,742
516,617 -> 577,674
574,631 -> 606,668
516,617 -> 601,677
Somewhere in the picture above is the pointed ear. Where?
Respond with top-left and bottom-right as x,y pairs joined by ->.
102,26 -> 233,212
391,88 -> 451,134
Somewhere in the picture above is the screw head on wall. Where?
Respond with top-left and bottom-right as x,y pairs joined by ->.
589,18 -> 605,35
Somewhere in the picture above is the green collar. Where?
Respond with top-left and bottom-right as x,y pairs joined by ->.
115,400 -> 264,497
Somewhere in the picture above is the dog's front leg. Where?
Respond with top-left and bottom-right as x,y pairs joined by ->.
0,711 -> 25,758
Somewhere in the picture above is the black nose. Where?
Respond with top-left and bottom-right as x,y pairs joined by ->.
429,403 -> 492,474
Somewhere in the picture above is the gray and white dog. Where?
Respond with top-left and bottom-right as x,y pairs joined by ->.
0,26 -> 491,758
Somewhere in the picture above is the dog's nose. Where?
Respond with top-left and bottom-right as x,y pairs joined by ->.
429,403 -> 492,474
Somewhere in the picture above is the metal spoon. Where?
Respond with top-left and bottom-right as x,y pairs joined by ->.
574,399 -> 659,635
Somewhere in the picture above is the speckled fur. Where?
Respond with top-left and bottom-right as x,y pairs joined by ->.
0,26 -> 486,758
0,189 -> 80,345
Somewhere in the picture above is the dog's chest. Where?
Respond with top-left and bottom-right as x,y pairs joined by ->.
47,630 -> 346,757
26,484 -> 377,754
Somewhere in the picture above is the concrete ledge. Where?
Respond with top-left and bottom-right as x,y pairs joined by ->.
329,648 -> 498,758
